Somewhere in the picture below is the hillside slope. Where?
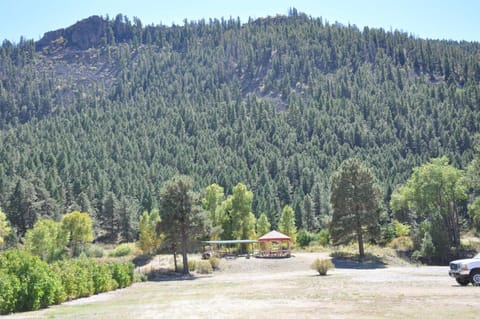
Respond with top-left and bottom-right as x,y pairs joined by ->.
0,11 -> 479,237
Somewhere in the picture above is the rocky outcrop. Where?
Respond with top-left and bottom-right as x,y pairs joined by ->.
37,15 -> 108,50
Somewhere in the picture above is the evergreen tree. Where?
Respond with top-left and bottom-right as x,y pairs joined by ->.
302,194 -> 317,231
256,212 -> 271,236
159,176 -> 210,275
116,196 -> 140,242
99,192 -> 119,242
330,158 -> 382,259
0,209 -> 11,248
6,179 -> 38,237
0,12 -> 479,246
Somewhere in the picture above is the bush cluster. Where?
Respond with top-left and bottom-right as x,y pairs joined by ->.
0,250 -> 64,314
108,243 -> 135,257
388,236 -> 414,251
196,260 -> 213,274
208,256 -> 220,270
84,244 -> 105,258
310,258 -> 335,276
0,249 -> 135,315
188,259 -> 197,271
297,229 -> 331,248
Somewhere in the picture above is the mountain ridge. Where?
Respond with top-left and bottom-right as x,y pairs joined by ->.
0,11 -> 479,237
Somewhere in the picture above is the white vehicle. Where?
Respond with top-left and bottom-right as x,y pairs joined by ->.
449,253 -> 480,286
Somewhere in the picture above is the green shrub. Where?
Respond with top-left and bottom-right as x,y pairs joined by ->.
134,272 -> 148,282
51,258 -> 132,300
91,262 -> 114,294
388,236 -> 414,251
110,262 -> 134,288
0,249 -> 65,313
85,244 -> 104,258
0,250 -> 135,314
209,256 -> 220,270
75,259 -> 95,298
52,259 -> 95,299
393,220 -> 411,237
382,223 -> 396,244
51,260 -> 79,300
196,260 -> 213,274
317,229 -> 330,247
297,229 -> 316,248
310,258 -> 335,276
0,273 -> 20,314
176,260 -> 197,273
188,259 -> 197,271
108,243 -> 134,257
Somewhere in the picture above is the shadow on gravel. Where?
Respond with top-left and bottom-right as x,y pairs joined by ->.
146,269 -> 206,282
332,257 -> 387,269
132,255 -> 154,267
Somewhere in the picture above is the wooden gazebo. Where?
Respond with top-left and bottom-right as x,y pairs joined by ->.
257,230 -> 291,258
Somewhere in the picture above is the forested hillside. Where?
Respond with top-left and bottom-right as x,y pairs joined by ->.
1,10 -> 479,240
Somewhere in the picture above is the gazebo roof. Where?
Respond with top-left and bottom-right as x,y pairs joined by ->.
258,230 -> 291,242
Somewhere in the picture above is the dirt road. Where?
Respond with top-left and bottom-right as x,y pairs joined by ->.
9,253 -> 480,319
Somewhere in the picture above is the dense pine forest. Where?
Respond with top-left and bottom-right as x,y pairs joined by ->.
1,9 -> 480,242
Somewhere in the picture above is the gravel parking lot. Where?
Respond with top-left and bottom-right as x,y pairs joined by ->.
9,253 -> 480,319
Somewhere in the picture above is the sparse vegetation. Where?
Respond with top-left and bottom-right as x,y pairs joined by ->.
196,260 -> 213,274
310,258 -> 335,275
108,243 -> 136,257
388,236 -> 414,251
209,256 -> 220,270
188,259 -> 197,271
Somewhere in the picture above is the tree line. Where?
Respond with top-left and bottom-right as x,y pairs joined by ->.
0,10 -> 480,262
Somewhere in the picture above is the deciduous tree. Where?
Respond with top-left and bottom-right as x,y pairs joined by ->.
390,157 -> 467,260
61,211 -> 94,257
24,219 -> 68,262
202,183 -> 225,240
466,135 -> 480,233
279,205 -> 297,244
138,209 -> 162,255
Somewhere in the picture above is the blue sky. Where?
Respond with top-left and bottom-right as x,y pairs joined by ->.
1,0 -> 479,43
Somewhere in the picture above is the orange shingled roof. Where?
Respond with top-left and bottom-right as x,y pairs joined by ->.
258,230 -> 291,242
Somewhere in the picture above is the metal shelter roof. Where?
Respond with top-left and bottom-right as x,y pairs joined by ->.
202,239 -> 258,245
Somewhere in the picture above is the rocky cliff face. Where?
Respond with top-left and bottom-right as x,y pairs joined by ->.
36,15 -> 108,50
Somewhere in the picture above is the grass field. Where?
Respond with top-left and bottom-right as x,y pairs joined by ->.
7,252 -> 480,319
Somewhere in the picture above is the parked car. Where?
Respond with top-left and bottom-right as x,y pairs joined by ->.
449,253 -> 480,286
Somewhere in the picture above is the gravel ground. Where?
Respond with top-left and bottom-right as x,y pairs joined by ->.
8,252 -> 480,319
